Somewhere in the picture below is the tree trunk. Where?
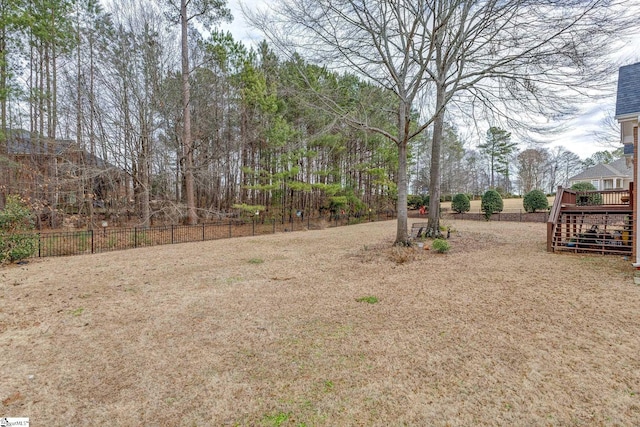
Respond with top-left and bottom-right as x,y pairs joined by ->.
0,22 -> 7,136
139,131 -> 150,227
395,139 -> 409,245
181,0 -> 197,225
394,102 -> 410,245
427,84 -> 446,238
0,22 -> 7,209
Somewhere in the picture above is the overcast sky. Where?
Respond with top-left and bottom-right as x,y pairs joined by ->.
221,0 -> 640,159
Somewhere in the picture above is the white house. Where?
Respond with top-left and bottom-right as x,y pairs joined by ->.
614,62 -> 640,265
568,157 -> 633,190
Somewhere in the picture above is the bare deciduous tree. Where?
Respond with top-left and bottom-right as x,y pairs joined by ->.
518,148 -> 549,194
247,0 -> 637,243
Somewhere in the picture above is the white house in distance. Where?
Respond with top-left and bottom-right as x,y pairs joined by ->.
614,61 -> 640,266
568,157 -> 633,190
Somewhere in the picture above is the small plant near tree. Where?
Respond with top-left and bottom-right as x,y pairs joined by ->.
451,193 -> 470,213
431,238 -> 451,253
481,189 -> 503,220
523,189 -> 549,213
248,257 -> 264,264
0,195 -> 38,264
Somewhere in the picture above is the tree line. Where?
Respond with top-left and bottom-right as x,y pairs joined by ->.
411,125 -> 618,200
1,0 -> 404,227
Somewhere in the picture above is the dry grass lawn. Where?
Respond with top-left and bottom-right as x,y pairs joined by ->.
1,219 -> 639,426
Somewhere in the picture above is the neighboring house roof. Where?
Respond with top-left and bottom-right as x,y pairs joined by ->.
6,129 -> 111,168
569,157 -> 632,182
615,62 -> 640,119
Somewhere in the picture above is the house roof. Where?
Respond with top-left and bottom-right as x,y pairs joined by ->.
615,62 -> 640,119
6,129 -> 110,168
569,157 -> 632,182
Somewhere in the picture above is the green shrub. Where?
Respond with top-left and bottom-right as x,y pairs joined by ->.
431,238 -> 450,253
570,182 -> 596,191
451,193 -> 471,213
523,189 -> 549,213
570,182 -> 603,206
481,189 -> 503,220
407,194 -> 423,210
0,196 -> 38,263
407,194 -> 429,210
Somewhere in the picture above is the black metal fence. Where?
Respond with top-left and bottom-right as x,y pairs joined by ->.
25,210 -> 396,258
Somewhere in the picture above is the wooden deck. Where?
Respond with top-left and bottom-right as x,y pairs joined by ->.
547,187 -> 633,256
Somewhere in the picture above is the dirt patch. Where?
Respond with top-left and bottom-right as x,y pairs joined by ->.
1,219 -> 639,426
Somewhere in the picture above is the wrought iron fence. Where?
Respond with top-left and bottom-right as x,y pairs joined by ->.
24,210 -> 396,258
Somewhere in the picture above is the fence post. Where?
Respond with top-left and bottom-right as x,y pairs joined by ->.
171,225 -> 174,244
135,227 -> 138,248
202,223 -> 205,241
252,217 -> 255,236
91,229 -> 94,254
38,233 -> 41,258
273,219 -> 275,234
229,221 -> 232,238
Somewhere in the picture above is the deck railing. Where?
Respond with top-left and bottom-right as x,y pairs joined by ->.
571,188 -> 631,207
547,187 -> 566,252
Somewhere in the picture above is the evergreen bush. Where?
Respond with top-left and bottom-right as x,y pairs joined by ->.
481,189 -> 503,220
451,193 -> 471,213
570,182 -> 596,191
407,194 -> 423,210
523,189 -> 549,213
570,182 -> 603,205
0,196 -> 38,264
407,194 -> 430,210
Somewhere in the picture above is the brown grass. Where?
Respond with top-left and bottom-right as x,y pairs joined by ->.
1,219 -> 640,426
